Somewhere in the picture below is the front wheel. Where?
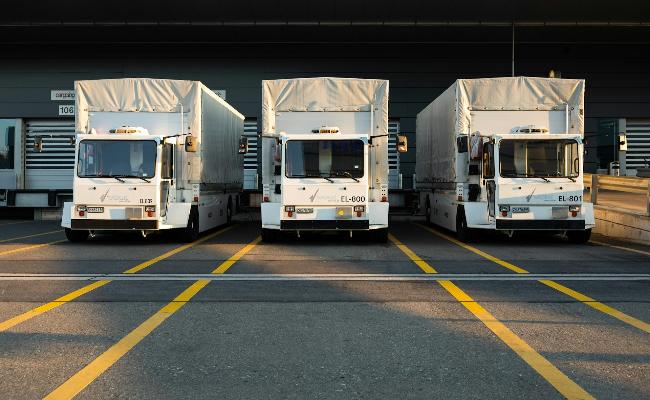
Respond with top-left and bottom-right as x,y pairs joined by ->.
455,208 -> 474,242
65,228 -> 89,242
261,228 -> 278,243
180,208 -> 199,242
370,228 -> 388,243
566,229 -> 592,244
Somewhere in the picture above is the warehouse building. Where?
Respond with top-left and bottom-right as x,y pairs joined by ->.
0,1 -> 649,215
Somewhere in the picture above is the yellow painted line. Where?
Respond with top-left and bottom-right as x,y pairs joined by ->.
0,281 -> 110,332
123,225 -> 235,274
389,233 -> 594,400
590,240 -> 650,257
0,229 -> 63,243
0,225 -> 235,333
416,223 -> 650,334
45,235 -> 261,400
0,239 -> 66,257
540,280 -> 650,334
387,233 -> 437,273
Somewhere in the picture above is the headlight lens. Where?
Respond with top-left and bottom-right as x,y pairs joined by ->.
569,205 -> 580,212
145,206 -> 156,212
354,205 -> 365,212
76,205 -> 87,212
499,205 -> 510,212
284,206 -> 295,212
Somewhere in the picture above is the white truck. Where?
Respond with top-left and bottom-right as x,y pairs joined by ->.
260,77 -> 406,242
61,78 -> 247,242
416,77 -> 594,243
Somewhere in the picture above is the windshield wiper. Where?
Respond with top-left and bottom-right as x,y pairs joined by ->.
113,174 -> 151,183
294,173 -> 334,183
333,171 -> 360,182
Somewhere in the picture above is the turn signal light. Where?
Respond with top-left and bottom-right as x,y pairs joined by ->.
381,196 -> 387,202
501,211 -> 508,217
263,196 -> 269,202
79,210 -> 85,217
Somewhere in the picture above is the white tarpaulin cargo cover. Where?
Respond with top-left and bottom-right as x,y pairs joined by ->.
262,77 -> 389,137
75,78 -> 245,187
416,77 -> 585,185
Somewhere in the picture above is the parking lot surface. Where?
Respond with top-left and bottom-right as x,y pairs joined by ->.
0,216 -> 649,399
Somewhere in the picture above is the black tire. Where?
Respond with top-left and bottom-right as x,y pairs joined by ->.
455,207 -> 473,242
65,228 -> 89,242
180,208 -> 199,242
566,229 -> 592,244
370,228 -> 388,243
261,228 -> 277,242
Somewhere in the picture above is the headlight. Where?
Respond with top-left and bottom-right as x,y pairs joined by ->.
354,205 -> 365,212
569,205 -> 580,212
144,206 -> 156,212
284,206 -> 295,212
499,205 -> 510,212
76,205 -> 87,212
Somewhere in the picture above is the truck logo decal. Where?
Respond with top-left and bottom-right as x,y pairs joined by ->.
100,188 -> 110,203
526,188 -> 536,203
309,188 -> 320,202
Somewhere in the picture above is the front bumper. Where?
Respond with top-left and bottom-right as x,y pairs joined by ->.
280,219 -> 370,230
495,219 -> 585,230
71,219 -> 159,230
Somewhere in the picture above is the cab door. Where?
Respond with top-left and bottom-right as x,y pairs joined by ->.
160,143 -> 175,217
482,142 -> 496,218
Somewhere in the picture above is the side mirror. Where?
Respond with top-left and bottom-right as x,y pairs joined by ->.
397,135 -> 408,153
34,137 -> 43,152
184,135 -> 197,153
238,136 -> 249,154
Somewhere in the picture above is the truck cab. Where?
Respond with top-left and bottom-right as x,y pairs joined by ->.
463,128 -> 594,242
62,127 -> 185,241
262,127 -> 382,240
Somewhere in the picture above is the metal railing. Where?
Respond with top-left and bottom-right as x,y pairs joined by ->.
584,173 -> 650,216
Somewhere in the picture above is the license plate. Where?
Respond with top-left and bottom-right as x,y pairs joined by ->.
87,207 -> 104,213
511,207 -> 529,213
296,208 -> 313,214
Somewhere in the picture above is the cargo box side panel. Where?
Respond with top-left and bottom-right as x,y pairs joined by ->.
416,82 -> 458,186
200,89 -> 245,188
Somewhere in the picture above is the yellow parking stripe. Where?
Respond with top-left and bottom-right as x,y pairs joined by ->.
590,240 -> 650,257
416,223 -> 650,334
389,234 -> 594,400
44,236 -> 261,400
0,239 -> 66,257
0,229 -> 63,243
0,225 -> 235,333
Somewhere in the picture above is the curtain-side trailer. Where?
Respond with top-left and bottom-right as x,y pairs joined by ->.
61,78 -> 247,242
416,77 -> 594,243
260,77 -> 406,242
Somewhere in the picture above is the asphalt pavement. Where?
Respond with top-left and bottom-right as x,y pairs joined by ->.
0,215 -> 648,399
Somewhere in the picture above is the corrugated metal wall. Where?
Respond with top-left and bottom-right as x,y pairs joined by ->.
0,28 -> 648,184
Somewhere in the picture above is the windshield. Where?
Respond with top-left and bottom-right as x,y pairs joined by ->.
499,139 -> 579,178
285,139 -> 364,179
77,140 -> 157,178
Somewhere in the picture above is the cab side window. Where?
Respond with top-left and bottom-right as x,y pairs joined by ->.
162,144 -> 174,179
482,142 -> 494,179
